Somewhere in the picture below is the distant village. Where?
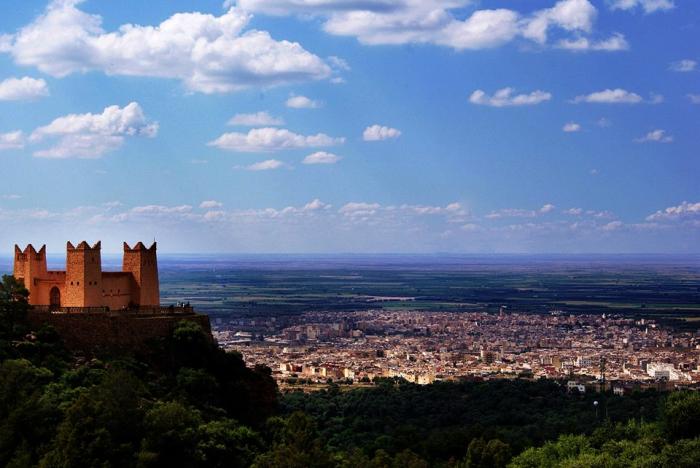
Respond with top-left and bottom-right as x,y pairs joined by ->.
213,310 -> 700,392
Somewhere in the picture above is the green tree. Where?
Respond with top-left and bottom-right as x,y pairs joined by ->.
197,419 -> 264,468
41,369 -> 146,468
0,275 -> 29,342
661,392 -> 700,441
253,412 -> 333,468
137,401 -> 203,467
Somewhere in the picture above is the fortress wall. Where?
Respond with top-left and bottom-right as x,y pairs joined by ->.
33,273 -> 66,306
27,310 -> 212,351
101,273 -> 135,310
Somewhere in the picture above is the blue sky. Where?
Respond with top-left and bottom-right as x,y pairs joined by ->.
0,0 -> 698,253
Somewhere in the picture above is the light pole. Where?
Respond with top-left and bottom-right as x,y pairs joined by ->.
594,400 -> 599,420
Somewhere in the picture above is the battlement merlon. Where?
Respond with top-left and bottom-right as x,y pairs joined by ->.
124,241 -> 156,252
14,244 -> 47,258
67,241 -> 101,251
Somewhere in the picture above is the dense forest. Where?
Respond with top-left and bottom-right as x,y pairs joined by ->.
2,274 -> 700,467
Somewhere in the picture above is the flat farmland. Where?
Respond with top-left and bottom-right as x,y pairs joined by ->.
153,254 -> 700,328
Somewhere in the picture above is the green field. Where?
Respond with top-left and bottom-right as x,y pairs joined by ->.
155,255 -> 700,328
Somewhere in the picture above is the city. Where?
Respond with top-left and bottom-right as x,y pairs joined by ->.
215,309 -> 700,390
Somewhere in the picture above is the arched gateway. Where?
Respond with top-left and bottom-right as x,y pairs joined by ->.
49,287 -> 61,310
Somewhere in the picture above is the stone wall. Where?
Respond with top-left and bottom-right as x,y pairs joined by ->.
27,309 -> 212,352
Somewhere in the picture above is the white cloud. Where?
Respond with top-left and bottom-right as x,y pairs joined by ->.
540,204 -> 556,214
572,88 -> 643,103
30,102 -> 158,159
522,0 -> 597,44
1,194 -> 22,200
635,129 -> 673,143
669,59 -> 697,72
565,208 -> 584,215
131,204 -> 193,215
228,112 -> 284,127
0,131 -> 25,150
469,88 -> 552,107
608,0 -> 675,14
203,210 -> 226,221
286,95 -> 322,108
1,1 -> 331,94
647,201 -> 700,221
563,122 -> 581,132
602,220 -> 623,231
486,208 -> 537,219
557,33 -> 628,51
363,125 -> 402,141
0,76 -> 49,101
486,204 -> 556,219
328,56 -> 350,71
245,159 -> 286,171
239,0 -> 619,53
339,202 -> 381,217
200,200 -> 223,209
209,128 -> 344,152
303,198 -> 331,211
302,151 -> 342,164
688,94 -> 700,104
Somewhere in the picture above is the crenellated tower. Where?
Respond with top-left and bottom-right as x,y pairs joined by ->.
123,242 -> 159,307
13,244 -> 47,301
65,241 -> 103,307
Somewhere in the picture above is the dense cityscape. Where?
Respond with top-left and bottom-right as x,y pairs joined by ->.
214,310 -> 700,390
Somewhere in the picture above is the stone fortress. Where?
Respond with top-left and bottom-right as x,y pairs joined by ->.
14,241 -> 159,310
11,241 -> 211,350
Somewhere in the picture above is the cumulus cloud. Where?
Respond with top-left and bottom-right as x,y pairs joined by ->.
688,94 -> 700,104
303,198 -> 331,211
228,112 -> 284,127
486,208 -> 536,219
29,102 -> 158,158
245,159 -> 286,171
540,204 -> 556,214
131,205 -> 193,215
0,0 -> 331,94
302,151 -> 342,164
200,200 -> 223,209
572,88 -> 643,104
238,0 -> 620,53
0,76 -> 49,101
209,128 -> 344,152
635,129 -> 673,143
669,59 -> 697,72
565,208 -> 584,215
286,95 -> 322,108
339,202 -> 381,217
363,125 -> 401,141
522,0 -> 597,44
563,122 -> 581,132
557,33 -> 628,51
486,204 -> 556,219
0,131 -> 25,150
469,88 -> 552,107
601,220 -> 623,231
608,0 -> 675,14
327,56 -> 350,71
647,201 -> 700,221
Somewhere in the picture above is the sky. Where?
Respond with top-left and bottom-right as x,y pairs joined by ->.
0,0 -> 698,254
